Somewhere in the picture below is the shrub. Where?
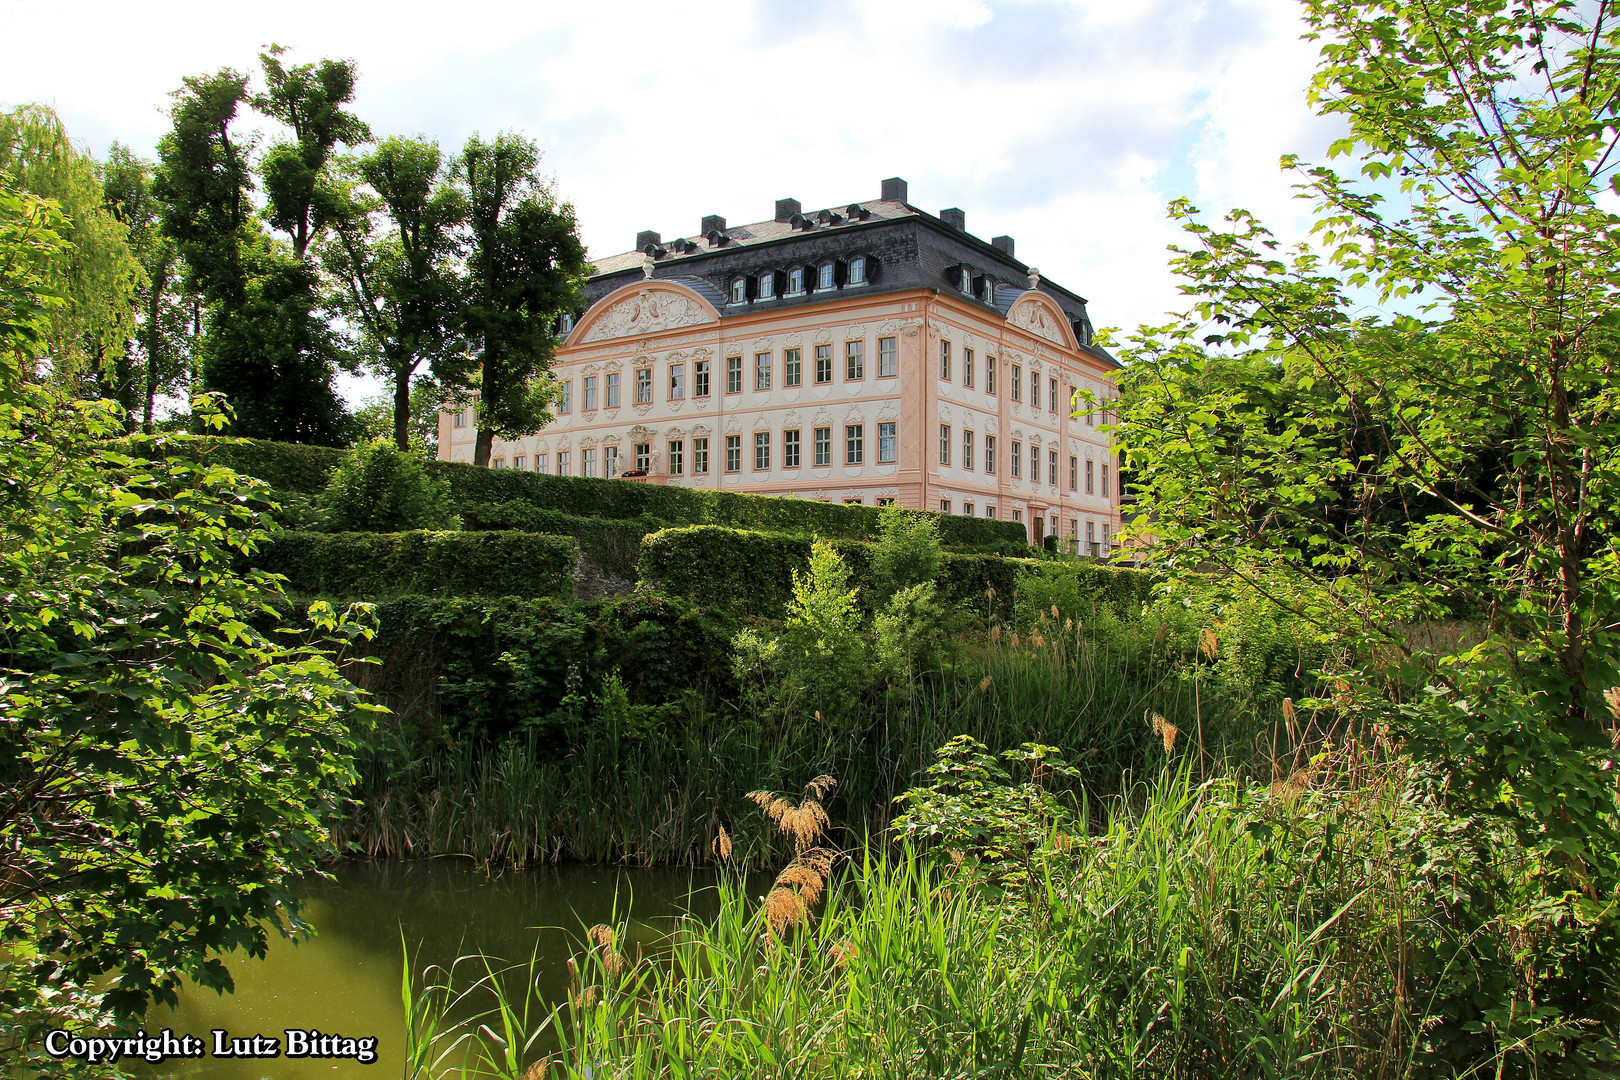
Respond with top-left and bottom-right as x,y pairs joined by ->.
108,435 -> 350,493
251,530 -> 577,600
1012,559 -> 1157,628
868,503 -> 942,603
458,501 -> 648,579
314,438 -> 458,532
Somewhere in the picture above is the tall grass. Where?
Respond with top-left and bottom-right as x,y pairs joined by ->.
340,609 -> 1311,869
404,762 -> 1439,1079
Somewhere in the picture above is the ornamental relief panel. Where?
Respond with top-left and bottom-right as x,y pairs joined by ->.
689,423 -> 711,437
665,426 -> 685,440
628,425 -> 654,440
581,289 -> 715,342
813,407 -> 832,425
1008,298 -> 1067,346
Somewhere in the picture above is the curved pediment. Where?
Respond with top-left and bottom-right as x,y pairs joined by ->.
574,282 -> 719,343
1006,291 -> 1077,350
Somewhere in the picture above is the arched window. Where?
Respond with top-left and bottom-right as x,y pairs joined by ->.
848,256 -> 867,285
787,267 -> 805,293
757,272 -> 776,299
730,277 -> 748,304
818,262 -> 836,289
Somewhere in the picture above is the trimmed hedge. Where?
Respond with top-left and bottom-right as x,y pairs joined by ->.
252,530 -> 578,600
638,525 -> 1152,621
423,458 -> 1027,547
459,501 -> 650,580
108,436 -> 351,494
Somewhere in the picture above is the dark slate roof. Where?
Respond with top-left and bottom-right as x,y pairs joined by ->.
581,192 -> 1118,368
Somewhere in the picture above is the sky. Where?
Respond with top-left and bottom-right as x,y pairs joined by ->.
1,0 -> 1346,403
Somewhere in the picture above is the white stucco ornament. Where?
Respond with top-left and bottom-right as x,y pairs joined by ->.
1009,296 -> 1067,347
582,287 -> 714,342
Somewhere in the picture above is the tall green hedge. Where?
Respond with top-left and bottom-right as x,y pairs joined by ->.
638,526 -> 1152,621
424,459 -> 1027,547
125,435 -> 1035,547
459,502 -> 649,580
252,530 -> 578,600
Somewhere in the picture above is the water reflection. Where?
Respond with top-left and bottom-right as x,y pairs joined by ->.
139,860 -> 720,1080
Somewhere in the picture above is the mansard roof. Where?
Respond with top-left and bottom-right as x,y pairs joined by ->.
580,181 -> 1118,368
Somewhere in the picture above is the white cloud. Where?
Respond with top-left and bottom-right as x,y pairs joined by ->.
2,0 -> 1348,362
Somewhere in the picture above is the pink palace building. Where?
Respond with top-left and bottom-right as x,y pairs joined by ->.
439,178 -> 1123,552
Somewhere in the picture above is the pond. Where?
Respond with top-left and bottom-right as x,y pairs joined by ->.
137,860 -> 722,1079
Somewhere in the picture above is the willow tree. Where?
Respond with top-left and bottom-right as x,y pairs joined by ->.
447,132 -> 588,468
1116,1 -> 1620,1068
0,104 -> 140,394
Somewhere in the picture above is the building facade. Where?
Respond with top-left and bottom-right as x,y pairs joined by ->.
439,178 -> 1122,550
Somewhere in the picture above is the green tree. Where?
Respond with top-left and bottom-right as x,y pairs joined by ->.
447,132 -> 588,467
99,142 -> 191,432
323,136 -> 467,450
0,182 -> 377,1073
155,68 -> 351,444
1115,0 -> 1620,1067
0,104 -> 140,394
314,436 -> 458,531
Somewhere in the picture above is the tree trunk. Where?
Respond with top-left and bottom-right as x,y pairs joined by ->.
474,427 -> 493,468
393,371 -> 412,451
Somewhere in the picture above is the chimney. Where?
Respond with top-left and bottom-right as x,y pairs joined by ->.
635,230 -> 661,250
701,214 -> 726,234
940,208 -> 965,231
991,235 -> 1015,258
774,198 -> 801,222
880,177 -> 908,203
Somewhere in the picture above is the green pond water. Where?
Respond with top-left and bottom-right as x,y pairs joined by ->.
137,860 -> 722,1080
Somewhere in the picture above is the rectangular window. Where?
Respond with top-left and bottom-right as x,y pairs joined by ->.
694,359 -> 710,397
878,336 -> 897,377
1087,519 -> 1096,545
785,348 -> 802,387
668,440 -> 683,475
940,499 -> 951,514
1012,508 -> 1022,524
754,431 -> 770,470
963,429 -> 974,470
987,357 -> 996,395
693,437 -> 709,474
514,455 -> 525,470
964,348 -> 974,388
1102,522 -> 1111,548
843,496 -> 863,505
583,447 -> 597,478
845,424 -> 863,465
1085,392 -> 1095,426
784,428 -> 801,468
1102,462 -> 1110,497
755,352 -> 771,391
1011,439 -> 1022,478
605,445 -> 619,477
878,421 -> 896,463
492,458 -> 504,469
453,409 -> 466,428
940,340 -> 951,380
1049,449 -> 1059,486
1011,364 -> 1022,402
605,372 -> 620,408
634,443 -> 650,471
1049,376 -> 1058,412
556,451 -> 571,476
964,501 -> 975,517
815,344 -> 833,384
877,497 -> 896,506
725,434 -> 741,472
1031,444 -> 1040,482
1085,458 -> 1094,494
635,368 -> 651,404
669,363 -> 685,400
583,375 -> 598,411
985,505 -> 996,519
813,426 -> 832,466
985,435 -> 996,474
846,340 -> 864,380
939,424 -> 951,466
536,453 -> 549,473
1030,369 -> 1039,406
726,355 -> 742,394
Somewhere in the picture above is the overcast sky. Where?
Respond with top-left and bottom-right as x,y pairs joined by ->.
2,0 -> 1344,400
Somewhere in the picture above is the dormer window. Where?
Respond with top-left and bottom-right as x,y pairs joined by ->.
758,272 -> 776,300
786,267 -> 805,294
848,256 -> 867,285
979,276 -> 995,301
730,277 -> 748,304
558,311 -> 575,334
818,262 -> 836,290
959,267 -> 975,295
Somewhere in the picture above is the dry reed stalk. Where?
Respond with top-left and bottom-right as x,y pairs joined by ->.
1199,626 -> 1219,661
980,675 -> 993,692
1148,712 -> 1179,754
711,825 -> 733,864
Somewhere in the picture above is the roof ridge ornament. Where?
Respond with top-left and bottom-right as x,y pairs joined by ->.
1027,267 -> 1041,289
